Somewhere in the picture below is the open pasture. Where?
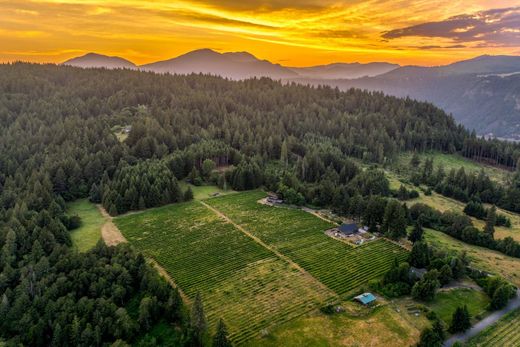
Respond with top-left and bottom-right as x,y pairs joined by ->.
68,199 -> 106,252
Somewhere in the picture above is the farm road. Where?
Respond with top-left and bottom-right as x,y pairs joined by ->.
199,201 -> 336,297
444,289 -> 520,346
98,205 -> 127,246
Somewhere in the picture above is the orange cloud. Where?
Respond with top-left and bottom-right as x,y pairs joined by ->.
0,0 -> 518,66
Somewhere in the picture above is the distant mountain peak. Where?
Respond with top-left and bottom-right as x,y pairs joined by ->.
63,52 -> 136,69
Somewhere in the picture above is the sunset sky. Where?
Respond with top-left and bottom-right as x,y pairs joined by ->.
1,1 -> 519,66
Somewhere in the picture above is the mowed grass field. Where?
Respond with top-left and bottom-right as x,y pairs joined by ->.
116,190 -> 408,344
68,199 -> 106,252
466,308 -> 520,347
250,304 -> 423,347
205,191 -> 408,295
428,288 -> 489,325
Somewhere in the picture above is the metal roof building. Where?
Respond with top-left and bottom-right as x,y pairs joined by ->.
354,293 -> 377,305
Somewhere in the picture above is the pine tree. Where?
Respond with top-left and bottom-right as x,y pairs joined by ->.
190,292 -> 207,346
184,186 -> 194,201
409,241 -> 430,268
410,152 -> 421,168
449,305 -> 471,333
408,220 -> 424,243
484,205 -> 496,237
212,318 -> 232,347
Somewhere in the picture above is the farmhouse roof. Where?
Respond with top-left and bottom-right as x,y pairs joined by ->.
354,293 -> 376,305
338,223 -> 358,235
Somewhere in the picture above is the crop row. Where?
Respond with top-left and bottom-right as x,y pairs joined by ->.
115,199 -> 332,345
467,308 -> 520,346
206,191 -> 408,295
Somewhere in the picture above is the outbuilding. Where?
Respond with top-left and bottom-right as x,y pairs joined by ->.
354,292 -> 377,306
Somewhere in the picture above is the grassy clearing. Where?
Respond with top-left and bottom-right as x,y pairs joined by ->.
394,152 -> 511,184
249,303 -> 422,347
205,191 -> 408,296
250,306 -> 418,347
179,182 -> 236,200
115,200 -> 332,345
424,228 -> 520,287
428,288 -> 489,325
68,199 -> 105,252
466,308 -> 520,347
386,168 -> 520,243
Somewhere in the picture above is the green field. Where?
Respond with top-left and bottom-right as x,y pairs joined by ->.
115,199 -> 333,344
205,191 -> 408,295
427,288 -> 489,325
250,304 -> 423,347
467,308 -> 520,346
394,152 -> 511,184
115,190 -> 408,344
68,199 -> 105,252
424,228 -> 520,288
179,182 -> 237,200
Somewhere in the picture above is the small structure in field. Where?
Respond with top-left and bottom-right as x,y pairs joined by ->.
354,293 -> 377,306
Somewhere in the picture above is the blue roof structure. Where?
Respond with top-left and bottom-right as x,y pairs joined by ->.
338,223 -> 358,235
354,293 -> 376,305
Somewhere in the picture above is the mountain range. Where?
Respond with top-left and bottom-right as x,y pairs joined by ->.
63,49 -> 399,80
63,50 -> 520,139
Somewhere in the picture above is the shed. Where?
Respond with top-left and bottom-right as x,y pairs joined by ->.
354,293 -> 377,305
338,223 -> 358,236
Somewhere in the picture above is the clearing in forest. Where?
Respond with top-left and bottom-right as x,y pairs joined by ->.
115,191 -> 408,344
425,229 -> 520,287
68,199 -> 106,252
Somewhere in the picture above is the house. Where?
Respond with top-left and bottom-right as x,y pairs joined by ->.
409,267 -> 427,280
354,293 -> 377,305
337,223 -> 358,236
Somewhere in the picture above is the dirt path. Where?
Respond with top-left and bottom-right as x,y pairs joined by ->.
444,289 -> 520,346
97,205 -> 190,303
199,200 -> 336,297
301,206 -> 336,224
97,205 -> 127,246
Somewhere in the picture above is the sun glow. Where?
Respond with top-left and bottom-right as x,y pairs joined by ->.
1,0 -> 518,66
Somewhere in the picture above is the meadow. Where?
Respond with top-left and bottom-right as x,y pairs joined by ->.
68,199 -> 106,252
394,152 -> 512,184
178,181 -> 237,200
424,229 -> 520,287
115,190 -> 408,344
427,288 -> 489,324
466,308 -> 520,346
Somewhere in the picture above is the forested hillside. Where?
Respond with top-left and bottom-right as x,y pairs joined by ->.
1,63 -> 520,345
